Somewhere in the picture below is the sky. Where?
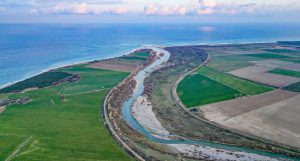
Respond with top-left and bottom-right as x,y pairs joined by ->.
0,0 -> 300,23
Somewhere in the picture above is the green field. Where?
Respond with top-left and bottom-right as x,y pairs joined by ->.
177,66 -> 273,108
245,53 -> 292,59
132,52 -> 150,58
269,68 -> 300,78
281,57 -> 300,63
0,65 -> 131,161
264,49 -> 299,54
57,66 -> 129,94
284,81 -> 300,92
208,55 -> 262,72
197,67 -> 274,95
119,55 -> 147,61
0,72 -> 72,94
177,74 -> 244,108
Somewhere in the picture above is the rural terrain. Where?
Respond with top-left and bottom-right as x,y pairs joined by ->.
0,49 -> 154,160
1,42 -> 300,160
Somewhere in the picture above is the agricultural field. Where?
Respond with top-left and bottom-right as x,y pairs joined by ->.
177,73 -> 243,108
197,66 -> 273,95
0,64 -> 131,161
57,66 -> 129,94
229,66 -> 300,87
263,48 -> 299,54
177,66 -> 273,108
118,55 -> 147,62
284,81 -> 300,92
207,55 -> 259,72
88,58 -> 143,72
200,89 -> 300,148
280,63 -> 300,72
132,51 -> 150,58
144,45 -> 299,158
281,57 -> 300,63
269,68 -> 300,78
245,53 -> 293,59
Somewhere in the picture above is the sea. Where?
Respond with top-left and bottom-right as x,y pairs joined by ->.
1,23 -> 300,88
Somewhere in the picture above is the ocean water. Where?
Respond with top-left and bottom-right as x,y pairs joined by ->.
1,23 -> 300,87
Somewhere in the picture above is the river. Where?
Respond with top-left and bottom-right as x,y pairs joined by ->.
122,47 -> 299,161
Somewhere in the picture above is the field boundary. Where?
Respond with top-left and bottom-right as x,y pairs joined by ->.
170,49 -> 300,153
196,70 -> 247,96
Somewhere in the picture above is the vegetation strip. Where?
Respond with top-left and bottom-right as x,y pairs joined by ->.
245,53 -> 293,59
197,66 -> 274,95
269,68 -> 300,78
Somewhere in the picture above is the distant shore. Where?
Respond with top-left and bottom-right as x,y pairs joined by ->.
0,41 -> 285,90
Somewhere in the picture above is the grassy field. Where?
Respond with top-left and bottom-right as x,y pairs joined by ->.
197,66 -> 274,95
281,57 -> 300,63
132,52 -> 150,58
0,72 -> 72,94
57,66 -> 129,94
0,93 -> 9,100
264,49 -> 299,54
245,53 -> 292,59
177,74 -> 244,108
269,68 -> 300,78
177,66 -> 273,108
207,55 -> 262,72
284,81 -> 300,92
0,65 -> 132,161
119,56 -> 147,61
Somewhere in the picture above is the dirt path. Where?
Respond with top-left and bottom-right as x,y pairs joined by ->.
5,136 -> 32,161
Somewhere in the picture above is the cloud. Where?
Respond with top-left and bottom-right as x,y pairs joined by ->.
143,0 -> 245,16
196,8 -> 215,15
108,6 -> 128,15
144,4 -> 187,16
29,2 -> 128,15
199,0 -> 216,8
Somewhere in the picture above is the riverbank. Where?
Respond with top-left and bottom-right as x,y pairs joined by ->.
131,45 -> 300,160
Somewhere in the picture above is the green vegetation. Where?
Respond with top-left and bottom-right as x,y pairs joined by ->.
281,57 -> 300,63
208,55 -> 262,72
284,81 -> 300,92
0,93 -> 9,100
245,53 -> 292,59
132,52 -> 150,58
119,55 -> 147,61
177,74 -> 244,108
0,71 -> 73,94
264,49 -> 299,54
197,66 -> 274,95
58,66 -> 129,94
0,65 -> 131,161
269,68 -> 300,78
177,66 -> 273,108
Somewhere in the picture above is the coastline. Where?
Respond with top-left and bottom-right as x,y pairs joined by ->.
0,40 -> 283,90
0,45 -> 144,90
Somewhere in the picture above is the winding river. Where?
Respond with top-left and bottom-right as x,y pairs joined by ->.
122,47 -> 299,161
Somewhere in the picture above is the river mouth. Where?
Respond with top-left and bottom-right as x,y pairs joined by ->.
121,47 -> 299,161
